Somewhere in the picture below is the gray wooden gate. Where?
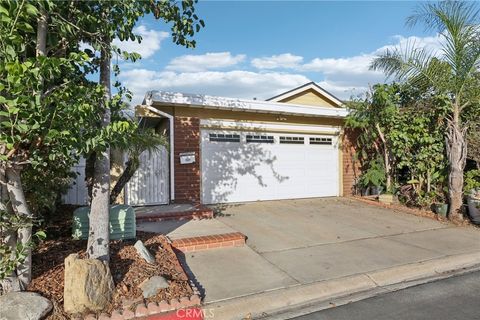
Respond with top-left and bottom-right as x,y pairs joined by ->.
125,147 -> 169,206
62,157 -> 88,205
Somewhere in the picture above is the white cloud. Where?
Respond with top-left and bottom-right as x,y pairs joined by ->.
166,52 -> 246,72
120,69 -> 310,105
298,34 -> 444,99
121,34 -> 444,104
112,25 -> 169,59
301,55 -> 375,75
376,34 -> 444,56
251,53 -> 304,69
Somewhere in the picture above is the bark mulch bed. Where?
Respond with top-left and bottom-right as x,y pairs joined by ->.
28,231 -> 193,320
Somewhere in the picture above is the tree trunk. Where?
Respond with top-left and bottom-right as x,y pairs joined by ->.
36,8 -> 47,57
375,123 -> 392,191
85,151 -> 96,202
5,167 -> 32,288
87,43 -> 111,262
446,112 -> 467,221
109,157 -> 139,204
0,166 -> 22,293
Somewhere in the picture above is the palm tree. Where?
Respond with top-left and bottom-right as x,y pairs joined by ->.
109,127 -> 168,204
371,1 -> 480,221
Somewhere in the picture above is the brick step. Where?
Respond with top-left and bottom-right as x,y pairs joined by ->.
170,232 -> 247,252
136,207 -> 214,222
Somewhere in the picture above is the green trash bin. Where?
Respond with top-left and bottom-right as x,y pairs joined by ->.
72,205 -> 136,240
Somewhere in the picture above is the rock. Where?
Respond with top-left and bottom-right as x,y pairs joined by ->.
138,276 -> 169,298
64,254 -> 115,314
0,277 -> 21,294
134,240 -> 155,264
0,291 -> 52,320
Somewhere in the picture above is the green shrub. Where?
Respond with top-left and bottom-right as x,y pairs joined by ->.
359,158 -> 386,189
464,169 -> 480,195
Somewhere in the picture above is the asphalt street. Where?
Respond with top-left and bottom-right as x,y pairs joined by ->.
293,270 -> 480,320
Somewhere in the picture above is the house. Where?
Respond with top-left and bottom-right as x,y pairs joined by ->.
130,82 -> 358,205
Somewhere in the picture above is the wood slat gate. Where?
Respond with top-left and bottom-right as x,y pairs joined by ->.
62,157 -> 88,205
125,147 -> 169,206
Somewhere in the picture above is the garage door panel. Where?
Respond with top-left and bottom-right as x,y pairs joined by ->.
201,130 -> 339,204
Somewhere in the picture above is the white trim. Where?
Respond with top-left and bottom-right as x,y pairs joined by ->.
200,119 -> 341,135
267,82 -> 344,107
142,105 -> 175,202
145,91 -> 349,119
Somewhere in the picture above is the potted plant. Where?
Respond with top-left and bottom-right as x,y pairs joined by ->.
465,170 -> 480,224
359,159 -> 386,196
432,191 -> 448,218
467,189 -> 480,224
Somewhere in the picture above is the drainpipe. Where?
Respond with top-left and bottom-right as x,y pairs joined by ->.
142,104 -> 175,203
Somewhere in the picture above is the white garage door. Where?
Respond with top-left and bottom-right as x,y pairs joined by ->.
201,130 -> 339,204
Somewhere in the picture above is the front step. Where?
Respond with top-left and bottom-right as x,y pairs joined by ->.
136,206 -> 214,222
170,232 -> 247,252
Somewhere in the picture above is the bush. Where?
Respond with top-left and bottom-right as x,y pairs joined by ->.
358,158 -> 386,189
465,169 -> 480,196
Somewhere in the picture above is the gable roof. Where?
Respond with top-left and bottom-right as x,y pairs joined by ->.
267,82 -> 344,107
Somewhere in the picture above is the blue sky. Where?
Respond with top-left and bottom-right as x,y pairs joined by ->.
115,1 -> 443,104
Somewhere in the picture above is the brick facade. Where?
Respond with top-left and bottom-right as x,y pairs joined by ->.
173,117 -> 201,203
342,128 -> 361,196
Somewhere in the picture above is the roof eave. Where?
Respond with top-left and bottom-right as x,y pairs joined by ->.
150,100 -> 349,119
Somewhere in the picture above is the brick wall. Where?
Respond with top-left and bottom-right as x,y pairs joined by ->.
342,128 -> 361,196
174,117 -> 201,203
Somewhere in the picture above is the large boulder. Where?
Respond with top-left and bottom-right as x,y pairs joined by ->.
63,254 -> 115,314
0,291 -> 52,320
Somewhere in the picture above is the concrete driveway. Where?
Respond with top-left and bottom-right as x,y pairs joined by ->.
175,198 -> 480,303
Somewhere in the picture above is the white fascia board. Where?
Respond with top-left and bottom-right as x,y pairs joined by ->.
200,119 -> 342,134
145,91 -> 349,119
267,83 -> 344,107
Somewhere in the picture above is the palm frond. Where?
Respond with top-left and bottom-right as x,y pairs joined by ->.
406,1 -> 480,33
371,41 -> 443,90
127,127 -> 168,158
376,0 -> 480,105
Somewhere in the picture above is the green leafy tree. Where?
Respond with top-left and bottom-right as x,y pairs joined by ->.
347,83 -> 448,207
68,0 -> 204,262
371,1 -> 480,220
0,0 -> 149,290
347,84 -> 403,192
0,0 -> 107,290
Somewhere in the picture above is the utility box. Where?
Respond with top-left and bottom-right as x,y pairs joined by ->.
72,205 -> 136,240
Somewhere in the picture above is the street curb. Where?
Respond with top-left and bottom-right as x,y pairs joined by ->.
202,251 -> 480,320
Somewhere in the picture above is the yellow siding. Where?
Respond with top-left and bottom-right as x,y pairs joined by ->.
279,89 -> 338,108
153,105 -> 344,127
136,105 -> 161,118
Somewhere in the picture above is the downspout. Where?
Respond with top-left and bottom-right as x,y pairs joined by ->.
142,101 -> 175,202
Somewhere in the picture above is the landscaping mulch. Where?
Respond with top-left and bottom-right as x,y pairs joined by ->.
28,231 -> 193,320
